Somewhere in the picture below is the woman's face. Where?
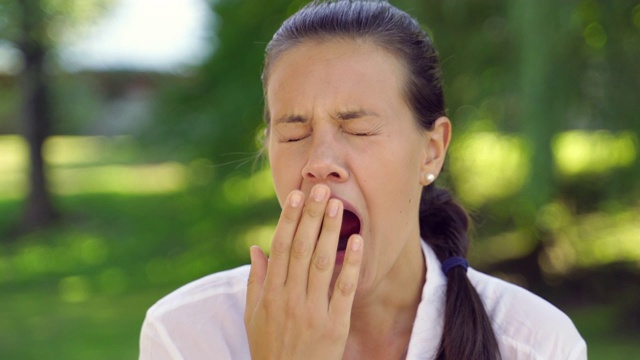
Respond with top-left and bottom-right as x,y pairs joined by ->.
266,39 -> 445,294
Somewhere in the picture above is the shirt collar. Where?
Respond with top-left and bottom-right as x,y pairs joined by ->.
405,240 -> 447,359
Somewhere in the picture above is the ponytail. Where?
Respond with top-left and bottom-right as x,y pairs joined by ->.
420,185 -> 501,360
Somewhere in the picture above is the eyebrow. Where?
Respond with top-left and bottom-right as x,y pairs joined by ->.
274,114 -> 308,125
273,109 -> 379,124
333,110 -> 379,120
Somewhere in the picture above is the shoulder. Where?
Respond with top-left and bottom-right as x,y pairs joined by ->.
468,268 -> 587,360
146,265 -> 250,320
140,265 -> 251,360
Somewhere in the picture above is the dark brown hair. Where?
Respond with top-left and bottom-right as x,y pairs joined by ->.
262,1 -> 500,359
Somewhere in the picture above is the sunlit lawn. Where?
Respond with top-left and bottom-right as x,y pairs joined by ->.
0,279 -> 172,359
0,192 -> 259,360
0,135 -> 639,359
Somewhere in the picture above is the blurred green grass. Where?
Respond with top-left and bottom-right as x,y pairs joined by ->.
1,193 -> 639,359
1,135 -> 639,359
0,193 -> 251,359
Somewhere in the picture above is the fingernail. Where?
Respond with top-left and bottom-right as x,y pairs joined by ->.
327,199 -> 340,217
351,236 -> 362,251
312,185 -> 328,202
290,192 -> 302,208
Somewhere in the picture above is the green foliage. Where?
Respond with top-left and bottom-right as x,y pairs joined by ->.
0,0 -> 115,44
144,0 -> 307,173
144,0 -> 640,265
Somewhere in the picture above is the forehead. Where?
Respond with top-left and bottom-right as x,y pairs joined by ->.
266,39 -> 408,116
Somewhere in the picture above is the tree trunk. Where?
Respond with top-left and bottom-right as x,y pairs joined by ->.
512,0 -> 559,209
18,0 -> 58,230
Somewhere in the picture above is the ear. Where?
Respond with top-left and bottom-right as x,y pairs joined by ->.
420,117 -> 451,185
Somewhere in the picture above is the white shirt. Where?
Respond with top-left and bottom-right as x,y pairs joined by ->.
140,242 -> 587,359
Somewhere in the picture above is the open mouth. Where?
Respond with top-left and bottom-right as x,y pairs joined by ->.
338,210 -> 361,252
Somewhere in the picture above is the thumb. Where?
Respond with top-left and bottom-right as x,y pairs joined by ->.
245,245 -> 268,323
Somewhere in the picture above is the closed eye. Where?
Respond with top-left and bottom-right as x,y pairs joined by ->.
274,122 -> 311,143
284,134 -> 310,142
346,123 -> 382,137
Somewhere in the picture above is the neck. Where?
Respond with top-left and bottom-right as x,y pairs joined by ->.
345,237 -> 426,357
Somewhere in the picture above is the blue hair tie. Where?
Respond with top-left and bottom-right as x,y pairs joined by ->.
441,256 -> 469,275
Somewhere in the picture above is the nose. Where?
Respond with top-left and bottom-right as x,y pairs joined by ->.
301,138 -> 349,183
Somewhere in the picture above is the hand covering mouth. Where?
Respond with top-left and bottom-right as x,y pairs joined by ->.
338,209 -> 361,251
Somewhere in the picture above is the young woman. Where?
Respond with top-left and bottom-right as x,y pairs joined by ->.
140,1 -> 586,359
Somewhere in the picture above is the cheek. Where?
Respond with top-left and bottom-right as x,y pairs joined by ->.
269,150 -> 302,205
363,145 -> 424,216
371,149 -> 421,189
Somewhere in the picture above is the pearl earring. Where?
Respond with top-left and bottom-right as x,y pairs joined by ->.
425,173 -> 436,184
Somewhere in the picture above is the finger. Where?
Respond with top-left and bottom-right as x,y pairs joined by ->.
307,198 -> 342,304
285,184 -> 330,290
329,235 -> 363,321
245,245 -> 268,325
264,190 -> 304,290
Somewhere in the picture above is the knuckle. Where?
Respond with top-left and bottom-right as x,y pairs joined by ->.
305,205 -> 323,219
347,253 -> 361,265
337,278 -> 356,296
312,253 -> 331,271
281,208 -> 299,224
327,322 -> 344,338
261,291 -> 279,309
291,240 -> 311,258
307,309 -> 323,327
246,273 -> 258,287
283,300 -> 300,317
271,237 -> 290,255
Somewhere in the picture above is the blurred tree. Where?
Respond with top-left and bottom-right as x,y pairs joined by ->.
145,0 -> 639,286
15,0 -> 58,229
146,0 -> 308,176
0,0 -> 113,231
